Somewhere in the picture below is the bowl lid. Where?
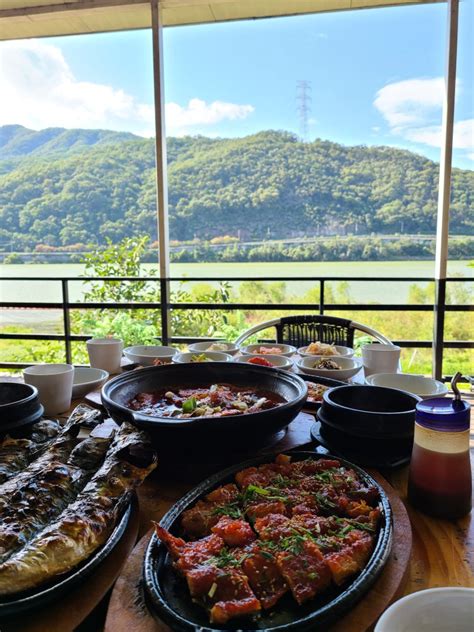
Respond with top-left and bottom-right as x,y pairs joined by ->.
416,397 -> 470,431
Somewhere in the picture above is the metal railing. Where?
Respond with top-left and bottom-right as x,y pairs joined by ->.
1,275 -> 473,380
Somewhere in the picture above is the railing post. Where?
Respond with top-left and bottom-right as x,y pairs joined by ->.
160,278 -> 171,345
319,280 -> 325,315
433,279 -> 446,381
61,279 -> 72,364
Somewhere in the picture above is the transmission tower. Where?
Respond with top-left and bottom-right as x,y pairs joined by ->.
296,80 -> 312,142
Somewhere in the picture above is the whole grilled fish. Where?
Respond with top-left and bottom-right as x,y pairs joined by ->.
0,419 -> 61,484
0,427 -> 115,563
0,405 -> 101,496
0,423 -> 157,595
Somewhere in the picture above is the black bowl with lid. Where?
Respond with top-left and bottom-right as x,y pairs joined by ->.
320,385 -> 420,439
0,382 -> 44,436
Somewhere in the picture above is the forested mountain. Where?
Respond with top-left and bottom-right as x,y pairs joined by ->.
0,126 -> 472,251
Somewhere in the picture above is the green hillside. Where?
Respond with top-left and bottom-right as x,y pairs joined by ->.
0,126 -> 472,252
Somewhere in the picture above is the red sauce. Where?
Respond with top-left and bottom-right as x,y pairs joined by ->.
408,444 -> 472,520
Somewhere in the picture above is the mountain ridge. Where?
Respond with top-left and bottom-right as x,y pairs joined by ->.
0,127 -> 472,252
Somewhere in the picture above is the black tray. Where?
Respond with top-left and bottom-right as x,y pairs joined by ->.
299,375 -> 345,412
143,452 -> 393,632
311,419 -> 411,470
0,500 -> 133,619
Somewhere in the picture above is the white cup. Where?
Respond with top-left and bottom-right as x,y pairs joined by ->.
87,337 -> 123,374
23,363 -> 74,415
361,343 -> 401,377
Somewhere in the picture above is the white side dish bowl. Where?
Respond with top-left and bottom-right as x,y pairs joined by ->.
374,587 -> 474,632
173,351 -> 233,363
123,345 -> 178,366
241,343 -> 296,358
72,367 -> 108,399
235,354 -> 294,370
366,373 -> 448,399
296,355 -> 363,381
188,341 -> 239,356
298,344 -> 354,358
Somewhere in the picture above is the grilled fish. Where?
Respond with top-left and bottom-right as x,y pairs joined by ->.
0,419 -> 62,484
0,423 -> 157,595
0,405 -> 101,496
0,429 -> 114,563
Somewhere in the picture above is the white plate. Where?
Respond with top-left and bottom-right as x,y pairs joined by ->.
72,367 -> 108,398
241,343 -> 296,358
235,354 -> 294,370
123,345 -> 177,366
296,355 -> 363,381
298,344 -> 354,358
188,341 -> 239,356
374,587 -> 474,632
172,351 -> 233,363
366,373 -> 448,399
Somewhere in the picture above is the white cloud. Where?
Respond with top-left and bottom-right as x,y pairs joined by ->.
165,99 -> 254,136
403,119 -> 474,149
0,40 -> 254,136
374,77 -> 473,160
374,77 -> 445,128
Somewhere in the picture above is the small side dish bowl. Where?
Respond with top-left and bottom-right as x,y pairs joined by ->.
72,367 -> 109,399
241,343 -> 296,358
0,382 -> 44,435
123,345 -> 177,366
374,587 -> 474,632
366,373 -> 448,400
235,354 -> 294,370
297,355 -> 363,381
298,344 -> 354,358
172,351 -> 232,363
187,341 -> 239,356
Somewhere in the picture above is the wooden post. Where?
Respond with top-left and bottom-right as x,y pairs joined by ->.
151,0 -> 171,343
433,0 -> 459,380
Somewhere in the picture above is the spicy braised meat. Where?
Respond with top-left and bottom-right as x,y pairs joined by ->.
155,454 -> 382,624
306,381 -> 329,403
127,383 -> 284,419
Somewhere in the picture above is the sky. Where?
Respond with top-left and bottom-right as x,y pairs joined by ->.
0,1 -> 473,169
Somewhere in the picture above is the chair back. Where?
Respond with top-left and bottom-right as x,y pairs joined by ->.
275,315 -> 355,348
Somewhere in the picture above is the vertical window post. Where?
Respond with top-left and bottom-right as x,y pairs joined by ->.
433,0 -> 459,381
151,0 -> 171,344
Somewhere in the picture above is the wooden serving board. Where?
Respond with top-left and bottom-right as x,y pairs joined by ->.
104,473 -> 412,632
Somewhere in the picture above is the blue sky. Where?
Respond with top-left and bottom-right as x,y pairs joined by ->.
1,1 -> 472,168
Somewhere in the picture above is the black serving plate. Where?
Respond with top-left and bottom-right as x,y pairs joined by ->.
311,418 -> 412,470
144,452 -> 393,632
0,382 -> 44,437
298,375 -> 345,412
0,500 -> 133,619
102,363 -> 308,452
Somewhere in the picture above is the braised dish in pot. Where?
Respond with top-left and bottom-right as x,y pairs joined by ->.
102,364 -> 307,451
128,384 -> 284,419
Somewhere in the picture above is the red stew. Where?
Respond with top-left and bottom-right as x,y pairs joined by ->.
127,383 -> 284,418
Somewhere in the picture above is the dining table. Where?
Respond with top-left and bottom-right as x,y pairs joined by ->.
1,375 -> 473,632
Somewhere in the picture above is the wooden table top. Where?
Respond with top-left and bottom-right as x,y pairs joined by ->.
3,377 -> 473,631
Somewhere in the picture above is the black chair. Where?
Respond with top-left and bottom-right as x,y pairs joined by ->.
235,315 -> 391,347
